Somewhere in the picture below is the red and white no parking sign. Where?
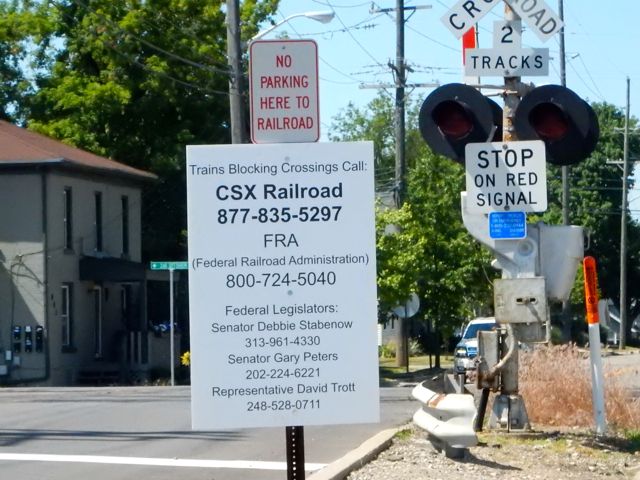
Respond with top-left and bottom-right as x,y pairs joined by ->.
249,39 -> 320,144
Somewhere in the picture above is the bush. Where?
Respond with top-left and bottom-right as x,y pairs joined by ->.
379,339 -> 423,358
520,344 -> 640,430
379,342 -> 396,359
409,339 -> 424,356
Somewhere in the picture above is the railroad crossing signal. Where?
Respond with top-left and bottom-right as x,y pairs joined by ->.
514,85 -> 599,166
418,83 -> 502,163
419,83 -> 599,166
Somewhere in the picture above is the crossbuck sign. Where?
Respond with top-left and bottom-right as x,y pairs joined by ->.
442,0 -> 563,42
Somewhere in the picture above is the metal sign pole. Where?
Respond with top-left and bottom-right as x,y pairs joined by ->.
169,268 -> 175,387
286,426 -> 305,479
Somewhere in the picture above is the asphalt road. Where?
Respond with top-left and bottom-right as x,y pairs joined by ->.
0,385 -> 417,480
603,352 -> 640,396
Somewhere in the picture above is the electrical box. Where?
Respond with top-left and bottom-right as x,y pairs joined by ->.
12,326 -> 21,353
25,325 -> 33,353
538,224 -> 584,302
494,277 -> 547,324
494,277 -> 547,342
35,326 -> 44,353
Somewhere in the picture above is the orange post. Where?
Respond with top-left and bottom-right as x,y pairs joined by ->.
583,256 -> 599,325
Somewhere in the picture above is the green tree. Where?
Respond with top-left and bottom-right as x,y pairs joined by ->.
8,0 -> 279,259
542,102 -> 640,341
331,94 -> 494,341
0,1 -> 56,121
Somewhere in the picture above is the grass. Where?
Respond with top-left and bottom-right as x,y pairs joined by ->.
378,354 -> 454,383
394,428 -> 413,441
625,429 -> 640,450
480,429 -> 640,455
520,344 -> 640,433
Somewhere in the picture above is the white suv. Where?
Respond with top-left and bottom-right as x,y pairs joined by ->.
453,317 -> 497,374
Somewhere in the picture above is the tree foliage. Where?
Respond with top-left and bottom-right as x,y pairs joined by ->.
543,102 -> 640,324
2,0 -> 279,259
331,94 -> 494,336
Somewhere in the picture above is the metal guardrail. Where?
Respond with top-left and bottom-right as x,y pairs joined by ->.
412,381 -> 478,456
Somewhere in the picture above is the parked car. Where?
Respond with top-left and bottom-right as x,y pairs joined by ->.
453,317 -> 497,375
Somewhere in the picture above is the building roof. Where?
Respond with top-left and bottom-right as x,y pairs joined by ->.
0,120 -> 156,181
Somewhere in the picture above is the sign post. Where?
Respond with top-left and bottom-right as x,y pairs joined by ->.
150,261 -> 188,386
186,142 -> 379,430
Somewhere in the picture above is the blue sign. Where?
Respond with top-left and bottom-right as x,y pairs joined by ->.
489,212 -> 527,239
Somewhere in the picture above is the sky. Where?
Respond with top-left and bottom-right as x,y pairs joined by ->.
269,0 -> 640,213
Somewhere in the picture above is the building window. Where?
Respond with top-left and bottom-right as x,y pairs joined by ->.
121,196 -> 130,257
93,286 -> 103,358
63,188 -> 73,251
95,192 -> 103,252
61,283 -> 74,350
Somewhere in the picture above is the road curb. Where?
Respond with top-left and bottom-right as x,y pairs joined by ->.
308,425 -> 406,480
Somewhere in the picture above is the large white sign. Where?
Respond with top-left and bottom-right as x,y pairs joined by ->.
441,0 -> 502,38
504,0 -> 563,42
465,140 -> 548,213
464,47 -> 549,76
186,142 -> 379,429
249,40 -> 320,144
443,0 -> 562,43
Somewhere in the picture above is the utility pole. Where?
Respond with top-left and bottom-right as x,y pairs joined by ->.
394,0 -> 407,209
559,0 -> 569,225
370,1 -> 432,369
394,0 -> 409,369
226,0 -> 247,144
619,76 -> 631,350
558,0 -> 572,342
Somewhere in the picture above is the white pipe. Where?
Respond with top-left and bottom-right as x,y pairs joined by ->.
588,323 -> 607,435
170,268 -> 175,387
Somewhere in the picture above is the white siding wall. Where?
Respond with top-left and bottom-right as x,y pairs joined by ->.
0,173 -> 47,382
0,169 -> 144,385
46,173 -> 142,384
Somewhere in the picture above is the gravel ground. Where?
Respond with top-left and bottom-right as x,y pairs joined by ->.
347,425 -> 640,480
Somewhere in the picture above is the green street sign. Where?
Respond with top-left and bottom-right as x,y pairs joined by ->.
150,261 -> 189,271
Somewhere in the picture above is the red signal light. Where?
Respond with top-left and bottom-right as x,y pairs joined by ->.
515,85 -> 599,165
529,103 -> 569,141
433,101 -> 473,139
419,83 -> 502,163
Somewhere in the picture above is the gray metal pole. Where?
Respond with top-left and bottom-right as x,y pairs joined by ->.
169,268 -> 175,386
394,0 -> 409,369
502,4 -> 521,395
619,77 -> 630,350
226,0 -> 247,144
559,0 -> 569,225
558,0 -> 572,342
395,0 -> 407,207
